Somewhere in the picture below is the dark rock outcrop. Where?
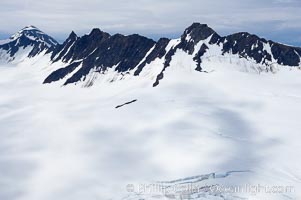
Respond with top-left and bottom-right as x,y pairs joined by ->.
219,32 -> 301,67
43,62 -> 82,84
47,29 -> 156,85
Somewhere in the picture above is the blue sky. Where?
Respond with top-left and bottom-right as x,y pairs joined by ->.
0,0 -> 301,46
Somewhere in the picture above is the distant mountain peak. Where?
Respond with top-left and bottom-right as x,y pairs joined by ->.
0,25 -> 59,59
22,25 -> 39,30
8,26 -> 58,47
10,25 -> 40,40
188,23 -> 209,29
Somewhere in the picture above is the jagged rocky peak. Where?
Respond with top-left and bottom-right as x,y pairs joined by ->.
51,29 -> 111,63
87,28 -> 111,41
89,28 -> 104,35
169,23 -> 221,55
45,28 -> 156,85
61,31 -> 79,45
49,31 -> 79,61
151,23 -> 222,87
68,31 -> 78,40
183,23 -> 220,43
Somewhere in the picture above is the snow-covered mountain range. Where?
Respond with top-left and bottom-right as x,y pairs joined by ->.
0,23 -> 300,87
0,24 -> 301,200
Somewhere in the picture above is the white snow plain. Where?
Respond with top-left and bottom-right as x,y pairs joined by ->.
0,48 -> 301,200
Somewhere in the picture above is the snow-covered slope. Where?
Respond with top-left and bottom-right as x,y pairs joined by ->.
1,54 -> 301,200
0,24 -> 301,200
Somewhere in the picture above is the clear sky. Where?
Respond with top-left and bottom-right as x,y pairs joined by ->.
0,0 -> 301,46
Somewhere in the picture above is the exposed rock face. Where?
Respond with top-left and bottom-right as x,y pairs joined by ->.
269,42 -> 301,66
46,29 -> 156,85
179,23 -> 218,54
43,62 -> 82,84
220,32 -> 301,66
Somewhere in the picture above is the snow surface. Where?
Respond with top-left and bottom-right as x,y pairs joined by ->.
0,47 -> 301,200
